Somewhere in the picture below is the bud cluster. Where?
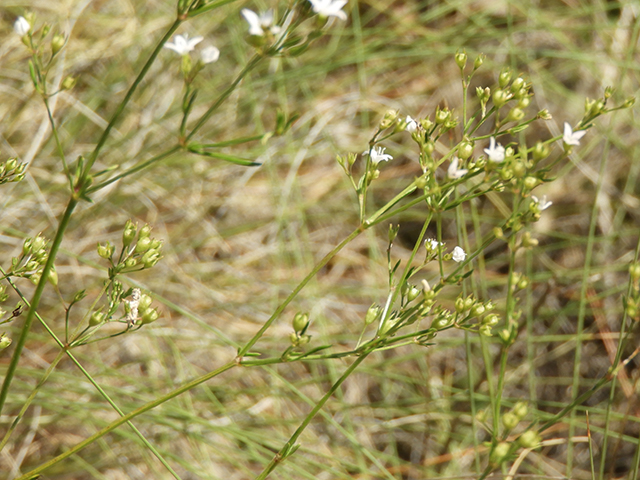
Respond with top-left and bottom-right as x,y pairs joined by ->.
97,220 -> 163,273
289,312 -> 310,347
0,157 -> 27,185
11,234 -> 55,285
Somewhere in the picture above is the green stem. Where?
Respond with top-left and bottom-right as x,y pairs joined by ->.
254,353 -> 369,480
14,360 -> 236,480
84,18 -> 183,174
0,197 -> 78,415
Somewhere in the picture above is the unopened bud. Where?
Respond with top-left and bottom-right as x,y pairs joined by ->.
490,442 -> 511,465
518,431 -> 541,449
47,266 -> 58,287
473,54 -> 484,70
492,89 -> 511,108
135,236 -> 152,254
97,242 -> 114,260
523,176 -> 538,190
51,33 -> 65,55
365,304 -> 381,325
407,285 -> 420,302
498,68 -> 512,88
141,249 -> 161,268
90,311 -> 105,326
502,412 -> 519,430
0,334 -> 11,350
513,402 -> 528,418
532,142 -> 549,162
292,312 -> 309,333
138,294 -> 152,313
458,141 -> 474,160
139,224 -> 152,239
140,308 -> 159,325
455,50 -> 467,69
123,220 -> 137,247
628,263 -> 640,281
61,76 -> 77,90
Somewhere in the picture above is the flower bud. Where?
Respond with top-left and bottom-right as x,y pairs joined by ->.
61,76 -> 77,90
471,304 -> 485,317
97,242 -> 114,260
517,96 -> 530,108
498,68 -> 512,88
518,430 -> 541,449
502,412 -> 519,430
506,107 -> 524,123
473,54 -> 484,70
47,266 -> 58,287
298,334 -> 310,346
123,220 -> 137,247
90,311 -> 105,326
141,249 -> 161,268
435,107 -> 450,124
125,258 -> 137,268
623,97 -> 636,108
365,304 -> 381,325
490,442 -> 511,465
532,142 -> 549,162
31,235 -> 46,253
537,109 -> 552,120
51,33 -> 65,55
510,77 -> 524,93
455,50 -> 467,69
478,324 -> 492,336
523,176 -> 538,190
628,263 -> 640,281
513,401 -> 528,418
292,312 -> 309,333
22,238 -> 33,256
140,308 -> 159,325
492,89 -> 511,108
13,16 -> 30,37
482,314 -> 499,326
407,285 -> 421,302
455,296 -> 466,313
138,294 -> 152,313
458,141 -> 474,160
135,236 -> 152,254
522,232 -> 538,248
139,224 -> 152,239
0,334 -> 11,350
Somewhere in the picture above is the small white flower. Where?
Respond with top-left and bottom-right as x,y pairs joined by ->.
425,238 -> 444,251
14,16 -> 30,37
483,137 -> 505,163
164,33 -> 204,55
532,195 -> 552,211
241,9 -> 281,36
308,0 -> 348,20
200,46 -> 220,64
405,115 -> 417,133
563,122 -> 587,146
363,146 -> 393,165
447,156 -> 468,179
452,246 -> 466,263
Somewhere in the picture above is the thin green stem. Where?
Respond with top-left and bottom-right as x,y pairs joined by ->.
0,198 -> 78,415
43,96 -> 72,189
254,353 -> 369,480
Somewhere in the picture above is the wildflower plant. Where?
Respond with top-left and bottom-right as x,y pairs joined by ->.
0,2 -> 638,480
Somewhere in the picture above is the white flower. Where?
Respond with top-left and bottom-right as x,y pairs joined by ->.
405,115 -> 417,133
563,122 -> 587,146
200,46 -> 220,64
126,288 -> 141,324
452,246 -> 466,263
164,33 -> 204,55
447,156 -> 468,179
241,9 -> 281,36
14,16 -> 30,37
363,146 -> 393,165
425,238 -> 444,251
308,0 -> 348,20
532,195 -> 552,211
483,137 -> 505,163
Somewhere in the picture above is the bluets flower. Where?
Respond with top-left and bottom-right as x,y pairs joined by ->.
563,122 -> 586,146
201,46 -> 220,64
14,16 -> 30,36
164,34 -> 204,55
308,0 -> 348,20
452,246 -> 466,263
363,146 -> 393,165
447,156 -> 468,179
483,137 -> 505,163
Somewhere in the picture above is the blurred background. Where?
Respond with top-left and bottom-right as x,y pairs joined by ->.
0,0 -> 639,478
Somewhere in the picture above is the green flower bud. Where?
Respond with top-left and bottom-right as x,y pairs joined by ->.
473,54 -> 484,69
289,332 -> 298,345
498,328 -> 512,343
138,294 -> 152,313
477,86 -> 490,101
513,161 -> 526,178
532,142 -> 549,162
139,224 -> 152,239
365,304 -> 381,325
141,249 -> 161,268
523,176 -> 538,190
150,239 -> 162,250
513,401 -> 528,418
22,238 -> 33,256
47,266 -> 58,287
135,236 -> 152,254
490,442 -> 511,465
499,168 -> 514,182
61,76 -> 77,90
510,77 -> 524,93
463,296 -> 475,311
628,263 -> 640,281
90,311 -> 105,326
298,334 -> 310,346
506,107 -> 525,123
498,68 -> 512,88
502,412 -> 519,430
292,312 -> 309,333
517,96 -> 530,108
518,430 -> 541,449
623,97 -> 636,109
51,33 -> 65,55
5,158 -> 17,172
492,89 -> 511,108
424,140 -> 435,155
140,308 -> 159,325
380,109 -> 399,129
478,324 -> 493,337
522,232 -> 538,248
435,107 -> 450,124
125,258 -> 137,268
458,141 -> 474,160
31,235 -> 46,253
97,242 -> 114,260
455,296 -> 466,313
537,109 -> 552,120
0,334 -> 11,350
471,304 -> 485,317
123,220 -> 137,247
455,50 -> 467,69
482,314 -> 499,326
407,285 -> 421,302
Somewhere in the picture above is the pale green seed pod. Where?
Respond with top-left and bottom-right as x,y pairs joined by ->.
135,236 -> 152,254
90,311 -> 105,326
0,334 -> 11,350
138,294 -> 152,313
292,312 -> 309,333
140,308 -> 159,325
